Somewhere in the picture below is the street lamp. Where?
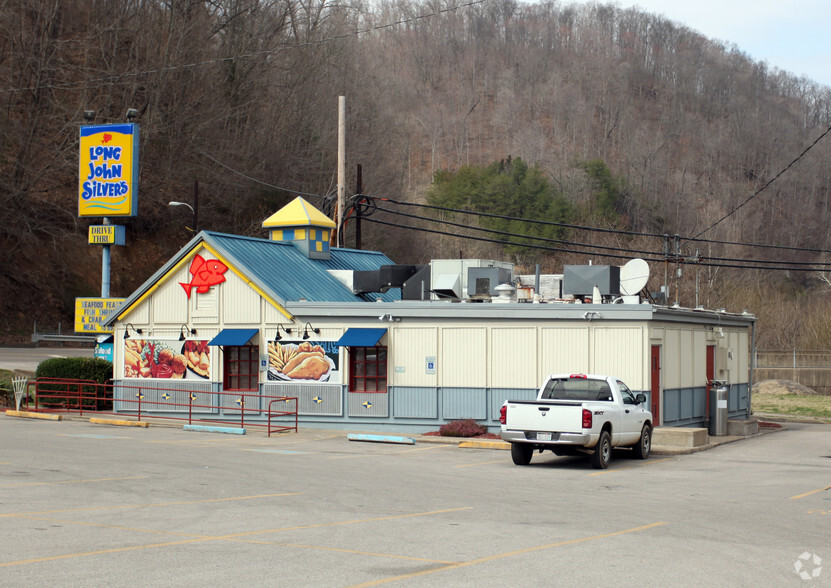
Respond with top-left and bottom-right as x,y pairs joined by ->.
169,201 -> 197,233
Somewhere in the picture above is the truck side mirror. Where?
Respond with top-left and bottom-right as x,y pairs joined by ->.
635,393 -> 647,405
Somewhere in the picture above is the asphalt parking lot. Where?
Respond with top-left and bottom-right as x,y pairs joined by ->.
1,416 -> 829,586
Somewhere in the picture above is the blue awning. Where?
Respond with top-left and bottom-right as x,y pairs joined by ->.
335,328 -> 387,347
208,328 -> 259,346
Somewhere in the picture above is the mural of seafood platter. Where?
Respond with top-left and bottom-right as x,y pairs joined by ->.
267,340 -> 340,383
124,339 -> 211,379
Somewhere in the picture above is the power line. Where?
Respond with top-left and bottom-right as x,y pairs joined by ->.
371,202 -> 831,268
688,122 -> 831,242
365,217 -> 831,271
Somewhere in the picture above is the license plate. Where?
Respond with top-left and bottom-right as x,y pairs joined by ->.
536,432 -> 552,441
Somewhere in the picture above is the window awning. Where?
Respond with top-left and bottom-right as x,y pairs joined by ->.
208,328 -> 259,346
335,328 -> 387,347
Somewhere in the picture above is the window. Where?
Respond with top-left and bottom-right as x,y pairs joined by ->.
349,346 -> 387,392
223,345 -> 259,391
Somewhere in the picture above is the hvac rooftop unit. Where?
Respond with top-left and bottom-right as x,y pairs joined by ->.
563,265 -> 620,298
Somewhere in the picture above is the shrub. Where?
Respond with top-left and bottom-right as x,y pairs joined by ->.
36,357 -> 113,382
438,419 -> 488,437
35,357 -> 113,408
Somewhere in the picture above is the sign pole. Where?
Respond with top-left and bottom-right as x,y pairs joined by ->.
101,216 -> 111,297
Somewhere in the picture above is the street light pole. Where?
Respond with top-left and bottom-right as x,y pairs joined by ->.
169,201 -> 196,233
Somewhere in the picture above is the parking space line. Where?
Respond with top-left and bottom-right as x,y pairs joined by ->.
0,475 -> 146,489
260,541 -> 457,564
0,506 -> 472,568
348,521 -> 668,587
789,485 -> 831,500
0,493 -> 301,518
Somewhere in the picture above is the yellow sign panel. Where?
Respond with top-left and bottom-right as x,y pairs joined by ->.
88,225 -> 126,245
75,298 -> 125,334
79,124 -> 139,217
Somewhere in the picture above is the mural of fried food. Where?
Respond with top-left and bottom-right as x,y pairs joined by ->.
268,342 -> 330,381
183,340 -> 210,378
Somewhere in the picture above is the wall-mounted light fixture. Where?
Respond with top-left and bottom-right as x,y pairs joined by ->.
275,324 -> 293,341
126,108 -> 139,122
378,313 -> 399,322
179,324 -> 197,341
124,323 -> 144,340
302,323 -> 320,340
83,109 -> 96,122
582,311 -> 602,321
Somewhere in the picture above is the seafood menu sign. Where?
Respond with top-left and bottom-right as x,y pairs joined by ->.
124,338 -> 211,379
268,340 -> 340,383
79,123 -> 139,217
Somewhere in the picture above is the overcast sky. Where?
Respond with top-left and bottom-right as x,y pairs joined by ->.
573,1 -> 831,87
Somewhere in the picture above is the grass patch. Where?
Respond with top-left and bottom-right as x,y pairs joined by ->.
753,393 -> 831,420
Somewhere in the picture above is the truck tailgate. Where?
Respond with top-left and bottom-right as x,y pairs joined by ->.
505,401 -> 584,433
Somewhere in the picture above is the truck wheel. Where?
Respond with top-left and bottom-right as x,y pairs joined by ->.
632,425 -> 652,459
511,443 -> 533,465
590,430 -> 611,469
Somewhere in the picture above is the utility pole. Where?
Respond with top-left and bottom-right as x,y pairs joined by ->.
336,96 -> 346,247
355,164 -> 362,250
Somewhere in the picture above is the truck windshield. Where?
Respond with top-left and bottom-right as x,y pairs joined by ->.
541,378 -> 613,401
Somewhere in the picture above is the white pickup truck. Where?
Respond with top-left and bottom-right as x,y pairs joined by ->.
499,374 -> 653,469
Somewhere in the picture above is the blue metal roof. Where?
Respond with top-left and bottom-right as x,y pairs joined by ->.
105,230 -> 400,327
208,328 -> 259,346
335,328 -> 387,347
203,232 -> 400,303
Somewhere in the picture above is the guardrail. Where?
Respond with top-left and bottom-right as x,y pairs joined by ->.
18,378 -> 299,435
31,322 -> 97,345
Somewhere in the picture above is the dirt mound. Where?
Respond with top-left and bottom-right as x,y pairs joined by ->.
752,379 -> 818,395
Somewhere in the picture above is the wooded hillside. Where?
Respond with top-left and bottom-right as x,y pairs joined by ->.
3,0 -> 831,348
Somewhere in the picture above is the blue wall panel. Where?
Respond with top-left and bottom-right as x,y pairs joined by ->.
393,387 -> 438,419
441,388 -> 488,420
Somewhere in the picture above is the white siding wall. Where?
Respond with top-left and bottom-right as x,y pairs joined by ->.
490,327 -> 537,389
441,327 -> 487,388
390,327 -> 438,387
679,329 -> 694,388
539,326 -> 589,379
664,329 -> 681,390
592,326 -> 645,389
222,271 -> 261,324
694,330 -> 707,387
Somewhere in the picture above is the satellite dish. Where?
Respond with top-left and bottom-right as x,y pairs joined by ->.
619,258 -> 650,296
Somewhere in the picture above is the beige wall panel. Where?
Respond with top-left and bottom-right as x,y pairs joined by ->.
391,327 -> 438,387
678,329 -> 694,388
539,327 -> 589,379
152,267 -> 190,324
736,331 -> 749,382
265,302 -> 290,324
441,327 -> 486,388
592,326 -> 645,389
490,328 -> 537,389
664,328 -> 681,389
694,330 -> 707,387
222,272 -> 261,324
130,300 -> 150,325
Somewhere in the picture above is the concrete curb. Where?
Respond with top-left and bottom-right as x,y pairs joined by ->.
347,434 -> 416,445
5,410 -> 62,421
183,424 -> 246,435
90,417 -> 149,428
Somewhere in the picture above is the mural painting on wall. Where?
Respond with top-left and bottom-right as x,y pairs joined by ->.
124,339 -> 211,379
267,340 -> 340,383
180,254 -> 228,298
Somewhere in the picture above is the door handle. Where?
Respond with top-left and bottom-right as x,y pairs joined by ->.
625,409 -> 630,413
538,407 -> 550,412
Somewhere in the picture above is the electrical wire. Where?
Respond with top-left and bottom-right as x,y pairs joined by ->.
362,216 -> 831,271
687,122 -> 831,242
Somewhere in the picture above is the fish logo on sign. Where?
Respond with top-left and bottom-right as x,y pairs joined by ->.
180,254 -> 228,299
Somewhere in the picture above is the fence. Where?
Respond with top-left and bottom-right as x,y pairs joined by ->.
17,378 -> 298,436
754,350 -> 831,394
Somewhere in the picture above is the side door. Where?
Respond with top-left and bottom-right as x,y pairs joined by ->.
617,380 -> 646,444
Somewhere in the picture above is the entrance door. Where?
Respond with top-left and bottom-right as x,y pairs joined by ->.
650,345 -> 661,425
706,345 -> 715,424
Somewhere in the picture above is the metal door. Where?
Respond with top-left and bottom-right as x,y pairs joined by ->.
650,345 -> 661,425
